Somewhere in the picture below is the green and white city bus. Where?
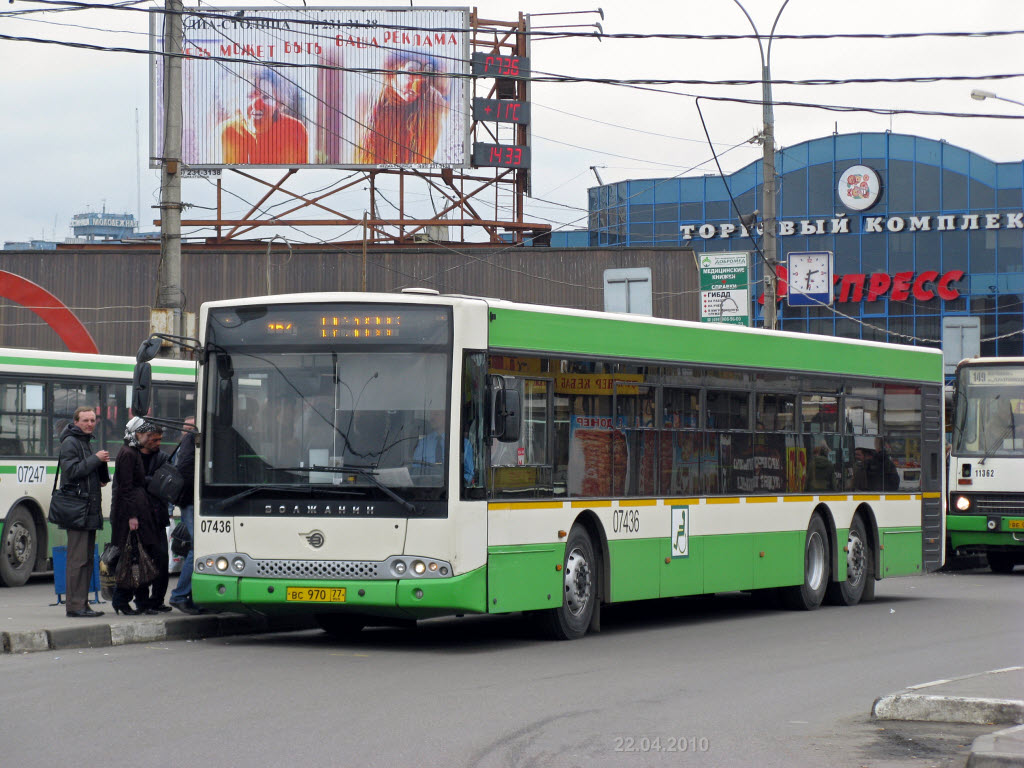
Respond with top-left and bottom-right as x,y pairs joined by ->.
143,292 -> 944,639
947,356 -> 1024,573
0,347 -> 195,586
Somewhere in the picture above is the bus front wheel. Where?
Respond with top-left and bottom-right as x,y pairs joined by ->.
783,515 -> 830,611
0,505 -> 37,587
543,525 -> 596,640
826,515 -> 874,606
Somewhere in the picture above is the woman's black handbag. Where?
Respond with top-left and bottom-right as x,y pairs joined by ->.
147,461 -> 185,505
115,531 -> 159,590
170,520 -> 192,556
47,464 -> 90,530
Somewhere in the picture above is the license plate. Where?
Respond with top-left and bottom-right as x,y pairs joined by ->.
285,587 -> 346,603
1009,520 -> 1024,530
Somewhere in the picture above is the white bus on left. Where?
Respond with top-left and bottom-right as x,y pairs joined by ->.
0,347 -> 195,586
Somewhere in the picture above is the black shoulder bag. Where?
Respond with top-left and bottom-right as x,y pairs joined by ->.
48,444 -> 90,530
147,448 -> 185,505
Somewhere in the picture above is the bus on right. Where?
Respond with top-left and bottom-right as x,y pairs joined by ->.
947,357 -> 1024,573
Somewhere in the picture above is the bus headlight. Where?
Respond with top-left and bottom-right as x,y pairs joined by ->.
216,557 -> 230,571
232,558 -> 245,572
412,560 -> 426,575
391,560 -> 407,576
954,495 -> 971,512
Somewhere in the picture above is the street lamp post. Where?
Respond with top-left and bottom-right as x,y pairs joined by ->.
732,0 -> 790,330
970,89 -> 1024,109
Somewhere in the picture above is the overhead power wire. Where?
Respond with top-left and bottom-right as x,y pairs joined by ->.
5,28 -> 1023,91
8,1 -> 1024,43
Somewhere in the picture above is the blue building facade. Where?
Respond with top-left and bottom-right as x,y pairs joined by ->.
587,132 -> 1024,358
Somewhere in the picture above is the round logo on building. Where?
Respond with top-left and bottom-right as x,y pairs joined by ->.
837,165 -> 881,211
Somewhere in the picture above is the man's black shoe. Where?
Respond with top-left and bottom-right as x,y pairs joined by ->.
67,608 -> 105,618
170,599 -> 204,615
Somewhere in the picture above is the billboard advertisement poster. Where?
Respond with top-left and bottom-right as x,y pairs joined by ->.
150,7 -> 470,169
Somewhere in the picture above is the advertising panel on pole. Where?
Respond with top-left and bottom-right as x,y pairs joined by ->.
698,251 -> 750,326
150,7 -> 470,169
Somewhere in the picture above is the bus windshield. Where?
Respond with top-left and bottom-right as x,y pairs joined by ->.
203,304 -> 452,497
952,365 -> 1024,458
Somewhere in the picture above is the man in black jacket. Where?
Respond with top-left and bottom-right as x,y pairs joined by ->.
57,407 -> 110,617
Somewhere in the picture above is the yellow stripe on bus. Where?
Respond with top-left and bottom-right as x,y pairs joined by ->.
571,499 -> 612,508
501,501 -> 564,510
818,495 -> 849,502
782,496 -> 814,502
706,497 -> 740,504
627,499 -> 660,507
665,498 -> 701,506
852,494 -> 881,501
885,494 -> 912,501
922,492 -> 941,499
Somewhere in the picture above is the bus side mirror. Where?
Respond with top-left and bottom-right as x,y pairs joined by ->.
131,362 -> 152,417
215,354 -> 234,427
492,388 -> 521,443
136,336 -> 162,363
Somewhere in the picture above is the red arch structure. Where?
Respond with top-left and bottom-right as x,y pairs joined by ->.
0,270 -> 99,354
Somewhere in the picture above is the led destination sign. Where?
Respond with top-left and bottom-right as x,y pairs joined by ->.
209,304 -> 451,345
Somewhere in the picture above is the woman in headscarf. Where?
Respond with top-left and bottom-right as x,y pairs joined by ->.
110,417 -> 172,614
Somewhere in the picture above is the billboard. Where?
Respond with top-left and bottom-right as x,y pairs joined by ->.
150,7 -> 470,169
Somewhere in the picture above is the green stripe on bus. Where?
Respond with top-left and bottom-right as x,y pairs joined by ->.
0,354 -> 191,377
488,308 -> 942,382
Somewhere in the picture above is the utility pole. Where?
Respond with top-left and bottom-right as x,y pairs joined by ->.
760,62 -> 778,331
733,0 -> 789,331
155,0 -> 183,356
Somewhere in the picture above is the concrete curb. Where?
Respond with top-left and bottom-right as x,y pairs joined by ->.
1,614 -> 315,654
872,694 -> 1024,726
967,725 -> 1024,768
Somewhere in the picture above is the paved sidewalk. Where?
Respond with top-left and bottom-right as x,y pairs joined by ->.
873,667 -> 1024,768
0,576 -> 312,654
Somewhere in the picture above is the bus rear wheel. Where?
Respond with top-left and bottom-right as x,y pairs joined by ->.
543,525 -> 596,640
826,515 -> 873,606
783,515 -> 830,611
315,613 -> 366,640
0,506 -> 37,587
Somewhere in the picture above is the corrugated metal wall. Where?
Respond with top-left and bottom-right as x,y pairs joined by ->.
0,245 -> 699,355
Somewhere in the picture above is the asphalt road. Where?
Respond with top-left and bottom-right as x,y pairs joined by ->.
2,568 -> 1020,768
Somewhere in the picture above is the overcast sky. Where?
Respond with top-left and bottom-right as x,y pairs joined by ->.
1,0 -> 1022,245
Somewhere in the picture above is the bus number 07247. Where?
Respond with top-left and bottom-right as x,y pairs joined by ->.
613,509 -> 640,534
200,519 -> 231,533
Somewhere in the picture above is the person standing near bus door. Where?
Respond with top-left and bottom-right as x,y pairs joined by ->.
111,418 -> 172,615
57,407 -> 109,618
170,417 -> 204,614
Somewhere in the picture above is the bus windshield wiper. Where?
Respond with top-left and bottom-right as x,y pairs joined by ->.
278,465 -> 419,515
214,483 -> 366,511
979,408 -> 1016,465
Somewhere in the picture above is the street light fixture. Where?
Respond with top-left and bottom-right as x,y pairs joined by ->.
970,89 -> 1024,109
732,0 -> 790,330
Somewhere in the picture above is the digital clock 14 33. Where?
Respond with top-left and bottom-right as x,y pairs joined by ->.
472,142 -> 531,169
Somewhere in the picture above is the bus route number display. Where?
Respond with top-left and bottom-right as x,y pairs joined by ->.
472,143 -> 531,169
